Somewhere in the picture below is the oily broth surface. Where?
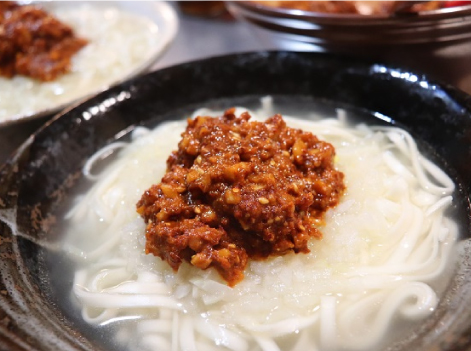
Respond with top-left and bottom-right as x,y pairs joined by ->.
45,102 -> 459,351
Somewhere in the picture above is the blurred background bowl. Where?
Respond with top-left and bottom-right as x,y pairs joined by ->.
226,1 -> 471,94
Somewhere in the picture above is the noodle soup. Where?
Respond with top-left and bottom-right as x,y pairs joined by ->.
56,100 -> 459,351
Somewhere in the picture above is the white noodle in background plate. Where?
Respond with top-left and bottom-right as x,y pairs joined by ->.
0,1 -> 178,126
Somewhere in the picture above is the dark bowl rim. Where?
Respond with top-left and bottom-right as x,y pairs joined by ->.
230,1 -> 471,23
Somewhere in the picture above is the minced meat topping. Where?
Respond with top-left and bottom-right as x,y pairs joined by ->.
0,2 -> 88,81
137,109 -> 346,286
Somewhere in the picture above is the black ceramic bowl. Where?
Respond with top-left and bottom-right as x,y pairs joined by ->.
0,51 -> 470,351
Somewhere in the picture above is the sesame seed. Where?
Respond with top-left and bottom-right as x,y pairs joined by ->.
258,197 -> 269,204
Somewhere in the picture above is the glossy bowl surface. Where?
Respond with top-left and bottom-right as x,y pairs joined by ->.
0,51 -> 470,351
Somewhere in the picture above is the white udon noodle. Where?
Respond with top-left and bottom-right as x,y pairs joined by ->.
64,105 -> 458,351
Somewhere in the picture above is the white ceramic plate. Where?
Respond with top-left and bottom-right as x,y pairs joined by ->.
0,1 -> 178,126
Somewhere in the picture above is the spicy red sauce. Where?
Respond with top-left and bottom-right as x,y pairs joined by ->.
137,109 -> 345,286
0,2 -> 87,81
